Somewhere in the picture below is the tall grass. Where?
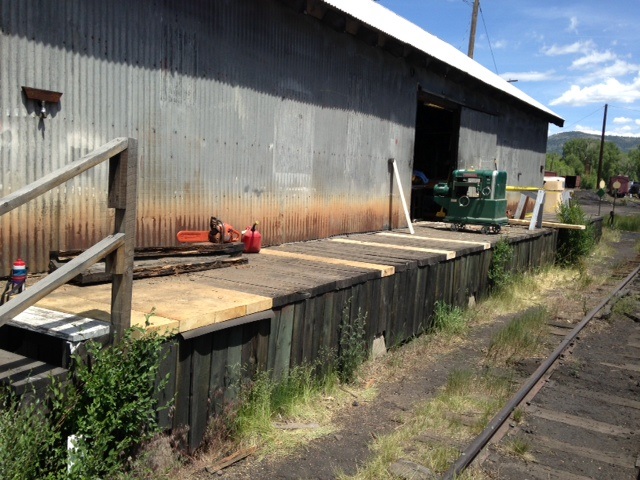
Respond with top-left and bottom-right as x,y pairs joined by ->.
431,302 -> 468,336
235,361 -> 338,441
612,214 -> 640,232
487,306 -> 550,364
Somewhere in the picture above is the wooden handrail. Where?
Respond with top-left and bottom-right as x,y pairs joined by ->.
0,234 -> 124,322
0,138 -> 137,342
0,138 -> 128,216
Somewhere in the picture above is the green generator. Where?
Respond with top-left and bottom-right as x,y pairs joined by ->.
433,169 -> 508,234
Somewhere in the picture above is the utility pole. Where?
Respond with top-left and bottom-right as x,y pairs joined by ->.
467,0 -> 480,58
596,103 -> 608,190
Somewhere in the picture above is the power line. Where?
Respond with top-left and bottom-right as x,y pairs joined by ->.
478,3 -> 498,74
562,105 -> 605,130
609,104 -> 640,115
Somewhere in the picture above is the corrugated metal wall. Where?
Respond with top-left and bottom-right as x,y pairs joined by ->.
458,106 -> 547,186
0,0 -> 416,273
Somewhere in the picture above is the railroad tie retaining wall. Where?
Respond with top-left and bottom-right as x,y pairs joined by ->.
158,229 -> 559,451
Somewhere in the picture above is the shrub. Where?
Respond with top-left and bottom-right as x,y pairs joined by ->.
64,327 -> 168,479
0,327 -> 168,480
338,300 -> 367,384
489,239 -> 514,291
556,201 -> 595,266
0,390 -> 64,479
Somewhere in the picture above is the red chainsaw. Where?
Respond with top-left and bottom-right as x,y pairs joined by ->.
176,216 -> 241,244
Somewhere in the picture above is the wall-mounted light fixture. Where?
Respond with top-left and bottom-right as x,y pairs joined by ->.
21,86 -> 63,118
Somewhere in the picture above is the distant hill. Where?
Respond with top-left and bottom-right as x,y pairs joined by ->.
547,131 -> 640,155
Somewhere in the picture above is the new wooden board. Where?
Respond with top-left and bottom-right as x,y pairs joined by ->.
330,238 -> 456,259
260,248 -> 395,277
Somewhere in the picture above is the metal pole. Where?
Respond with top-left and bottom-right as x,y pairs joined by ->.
596,104 -> 608,188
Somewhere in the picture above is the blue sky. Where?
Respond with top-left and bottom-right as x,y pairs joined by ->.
378,0 -> 640,138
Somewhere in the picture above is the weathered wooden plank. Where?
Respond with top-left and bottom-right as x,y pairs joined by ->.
370,278 -> 382,338
271,306 -> 294,381
189,333 -> 213,451
224,326 -> 243,403
320,291 -> 335,363
423,263 -> 437,330
307,296 -> 324,363
290,300 -> 307,367
156,338 -> 178,430
241,321 -> 260,380
52,242 -> 244,261
389,271 -> 407,346
209,329 -> 229,415
0,348 -> 68,397
53,256 -> 247,285
255,318 -> 270,373
405,266 -> 418,337
108,139 -> 138,341
413,266 -> 426,334
173,338 -> 193,443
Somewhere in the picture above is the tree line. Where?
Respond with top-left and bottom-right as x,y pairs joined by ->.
546,138 -> 640,189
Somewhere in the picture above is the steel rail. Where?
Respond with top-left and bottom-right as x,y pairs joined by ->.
442,262 -> 640,480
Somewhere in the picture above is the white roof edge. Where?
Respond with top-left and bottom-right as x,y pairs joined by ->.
322,0 -> 564,125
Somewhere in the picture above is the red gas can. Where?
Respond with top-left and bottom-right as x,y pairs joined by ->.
242,223 -> 262,253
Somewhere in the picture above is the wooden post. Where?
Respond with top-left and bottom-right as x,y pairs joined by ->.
529,190 -> 545,230
106,138 -> 138,342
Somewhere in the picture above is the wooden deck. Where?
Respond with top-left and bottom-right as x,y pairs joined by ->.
34,222 -> 545,336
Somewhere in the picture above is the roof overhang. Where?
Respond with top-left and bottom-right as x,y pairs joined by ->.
281,0 -> 564,127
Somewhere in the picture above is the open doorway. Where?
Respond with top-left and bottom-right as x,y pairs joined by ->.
410,91 -> 460,220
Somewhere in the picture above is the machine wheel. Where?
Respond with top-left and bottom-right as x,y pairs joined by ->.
450,224 -> 459,231
481,226 -> 489,235
492,225 -> 502,234
458,195 -> 470,207
481,186 -> 492,197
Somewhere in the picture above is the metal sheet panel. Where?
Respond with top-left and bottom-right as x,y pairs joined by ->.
0,0 -> 416,273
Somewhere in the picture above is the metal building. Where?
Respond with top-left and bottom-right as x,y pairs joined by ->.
0,0 -> 563,273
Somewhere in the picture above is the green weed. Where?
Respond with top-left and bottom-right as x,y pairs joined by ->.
487,306 -> 550,364
431,301 -> 468,336
556,201 -> 596,266
338,300 -> 368,384
489,239 -> 514,292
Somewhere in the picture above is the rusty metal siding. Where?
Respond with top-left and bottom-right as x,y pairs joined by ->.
0,0 -> 416,273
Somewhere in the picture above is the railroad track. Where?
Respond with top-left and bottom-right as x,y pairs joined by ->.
443,258 -> 640,480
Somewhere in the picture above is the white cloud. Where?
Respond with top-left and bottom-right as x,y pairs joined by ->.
570,50 -> 616,69
573,124 -> 601,135
567,16 -> 579,34
550,76 -> 640,106
543,40 -> 594,56
581,60 -> 640,82
613,117 -> 633,124
574,123 -> 640,137
499,70 -> 556,82
493,39 -> 508,49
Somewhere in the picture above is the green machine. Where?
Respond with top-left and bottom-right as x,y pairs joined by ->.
433,169 -> 508,234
